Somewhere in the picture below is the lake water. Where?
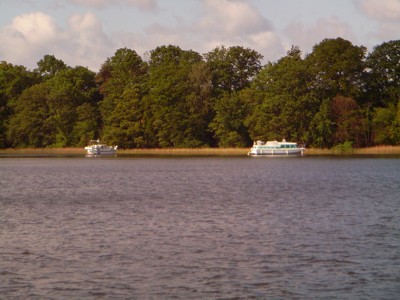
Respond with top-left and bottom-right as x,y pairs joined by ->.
1,156 -> 400,299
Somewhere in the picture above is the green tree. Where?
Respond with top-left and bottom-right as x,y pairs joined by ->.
365,40 -> 400,107
102,86 -> 145,148
145,45 -> 209,147
184,61 -> 214,146
45,66 -> 100,147
7,65 -> 100,147
305,38 -> 366,99
35,54 -> 68,79
72,103 -> 99,146
7,83 -> 54,147
204,45 -> 263,96
308,98 -> 334,148
371,105 -> 399,145
209,92 -> 250,147
0,61 -> 38,147
98,48 -> 148,147
246,47 -> 317,144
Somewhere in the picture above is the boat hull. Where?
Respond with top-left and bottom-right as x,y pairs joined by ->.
248,148 -> 304,156
84,141 -> 118,155
247,140 -> 305,156
85,147 -> 117,155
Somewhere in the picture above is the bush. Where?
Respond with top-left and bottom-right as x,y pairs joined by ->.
331,141 -> 354,154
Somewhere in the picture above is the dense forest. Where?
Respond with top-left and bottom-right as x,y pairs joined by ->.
1,38 -> 399,149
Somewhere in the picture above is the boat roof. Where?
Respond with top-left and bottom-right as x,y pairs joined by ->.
255,139 -> 298,145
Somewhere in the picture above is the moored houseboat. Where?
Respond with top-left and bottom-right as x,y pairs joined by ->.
248,139 -> 305,156
85,140 -> 118,155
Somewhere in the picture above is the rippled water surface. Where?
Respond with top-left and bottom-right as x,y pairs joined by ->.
1,156 -> 400,299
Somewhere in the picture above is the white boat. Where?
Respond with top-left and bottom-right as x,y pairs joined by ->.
248,139 -> 305,156
85,140 -> 118,155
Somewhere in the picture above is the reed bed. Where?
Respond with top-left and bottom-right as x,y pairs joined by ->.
118,147 -> 248,156
0,147 -> 84,156
306,146 -> 400,155
353,145 -> 400,155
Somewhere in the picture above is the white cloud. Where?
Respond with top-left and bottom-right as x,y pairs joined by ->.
70,0 -> 157,10
0,12 -> 114,70
63,12 -> 114,66
283,17 -> 356,55
359,0 -> 400,20
6,12 -> 59,44
198,0 -> 272,35
192,0 -> 283,60
0,12 -> 60,66
109,0 -> 284,62
357,0 -> 400,40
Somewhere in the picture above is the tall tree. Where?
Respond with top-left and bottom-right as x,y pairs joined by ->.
209,92 -> 250,147
145,45 -> 209,147
0,62 -> 38,147
331,95 -> 367,147
246,47 -> 317,144
365,40 -> 400,107
305,38 -> 366,100
204,45 -> 263,96
98,48 -> 148,147
371,105 -> 398,145
7,83 -> 53,147
46,66 -> 100,146
7,66 -> 100,147
35,54 -> 68,80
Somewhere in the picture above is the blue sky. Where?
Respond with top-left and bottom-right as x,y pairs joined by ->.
0,0 -> 399,71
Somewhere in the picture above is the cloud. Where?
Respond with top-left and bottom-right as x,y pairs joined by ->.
283,17 -> 356,55
70,0 -> 157,11
110,0 -> 284,63
197,0 -> 273,35
359,0 -> 400,20
357,0 -> 400,40
192,0 -> 283,60
6,12 -> 59,43
0,12 -> 114,70
0,12 -> 60,64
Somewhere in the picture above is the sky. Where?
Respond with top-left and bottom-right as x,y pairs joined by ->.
0,0 -> 399,71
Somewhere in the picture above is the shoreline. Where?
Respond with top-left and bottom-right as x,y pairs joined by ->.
1,146 -> 400,156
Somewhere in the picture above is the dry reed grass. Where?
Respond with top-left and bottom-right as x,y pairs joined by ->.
1,146 -> 400,156
353,145 -> 400,155
118,147 -> 248,156
0,148 -> 84,155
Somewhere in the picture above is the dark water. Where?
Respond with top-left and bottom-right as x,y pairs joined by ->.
1,156 -> 400,299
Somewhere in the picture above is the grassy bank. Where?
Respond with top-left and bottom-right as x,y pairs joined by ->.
1,146 -> 400,156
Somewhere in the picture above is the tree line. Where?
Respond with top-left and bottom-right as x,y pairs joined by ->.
1,38 -> 399,149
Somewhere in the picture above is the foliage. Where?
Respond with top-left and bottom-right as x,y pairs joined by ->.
35,54 -> 68,79
98,48 -> 148,147
247,47 -> 317,144
7,64 -> 100,147
305,38 -> 366,99
365,40 -> 400,107
204,45 -> 263,95
144,45 -> 211,147
331,141 -> 354,154
209,92 -> 250,147
0,61 -> 39,147
1,38 -> 400,149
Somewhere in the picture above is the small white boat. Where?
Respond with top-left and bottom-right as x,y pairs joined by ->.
85,140 -> 118,155
248,139 -> 305,156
